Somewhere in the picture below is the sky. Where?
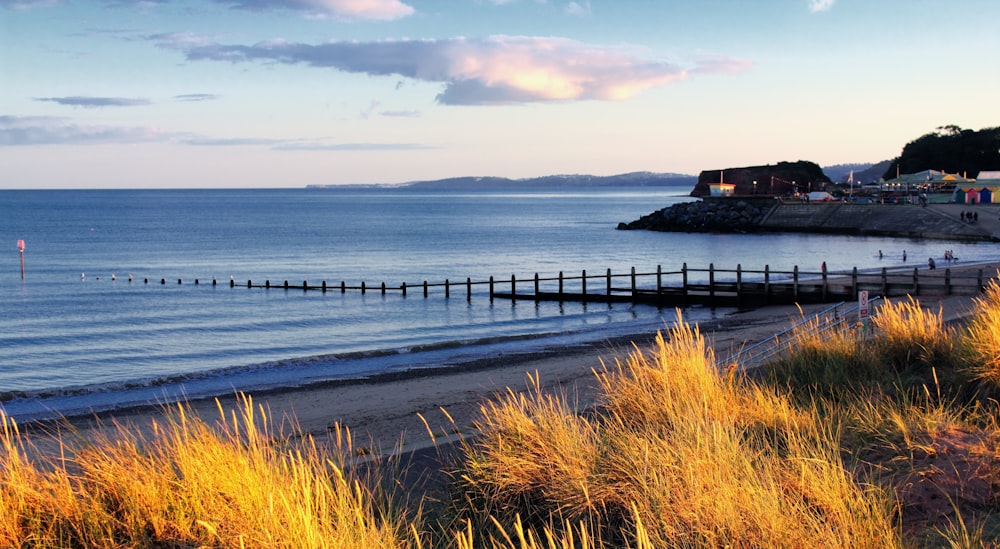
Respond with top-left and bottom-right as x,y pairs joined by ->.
1,0 -> 998,188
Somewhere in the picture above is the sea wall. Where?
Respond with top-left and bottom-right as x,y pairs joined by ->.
618,200 -> 999,241
616,198 -> 770,233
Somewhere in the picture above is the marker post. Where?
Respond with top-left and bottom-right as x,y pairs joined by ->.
17,240 -> 25,280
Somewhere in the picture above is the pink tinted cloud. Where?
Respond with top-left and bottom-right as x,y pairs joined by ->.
162,34 -> 751,105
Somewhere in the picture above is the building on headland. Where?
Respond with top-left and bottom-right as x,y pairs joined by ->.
708,170 -> 735,197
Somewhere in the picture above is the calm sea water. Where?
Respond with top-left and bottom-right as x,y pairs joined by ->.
2,187 -> 998,421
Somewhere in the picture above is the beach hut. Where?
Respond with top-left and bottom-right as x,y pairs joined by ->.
964,187 -> 980,204
979,187 -> 993,204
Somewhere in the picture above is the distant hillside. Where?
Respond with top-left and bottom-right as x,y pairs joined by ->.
402,172 -> 698,190
824,161 -> 891,184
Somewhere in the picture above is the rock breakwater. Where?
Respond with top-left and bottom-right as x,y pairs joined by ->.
617,199 -> 769,233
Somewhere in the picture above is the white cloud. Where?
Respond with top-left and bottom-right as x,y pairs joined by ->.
0,115 -> 426,150
174,93 -> 221,102
0,115 -> 168,145
34,96 -> 152,108
156,35 -> 749,105
564,1 -> 590,17
808,0 -> 834,13
213,0 -> 414,19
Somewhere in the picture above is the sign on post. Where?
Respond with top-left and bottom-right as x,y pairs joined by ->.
17,239 -> 25,280
858,290 -> 869,322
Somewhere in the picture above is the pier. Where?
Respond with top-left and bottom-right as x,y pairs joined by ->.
132,263 -> 996,308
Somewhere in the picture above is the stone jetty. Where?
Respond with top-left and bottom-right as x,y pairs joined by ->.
618,199 -> 1000,242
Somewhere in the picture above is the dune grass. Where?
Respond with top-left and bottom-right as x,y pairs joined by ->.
5,279 -> 1000,547
0,395 -> 415,548
456,312 -> 900,547
963,272 -> 1000,386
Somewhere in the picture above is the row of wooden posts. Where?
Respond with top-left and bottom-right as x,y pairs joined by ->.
134,263 -> 995,307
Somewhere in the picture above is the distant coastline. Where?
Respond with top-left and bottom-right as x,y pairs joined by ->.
306,171 -> 698,190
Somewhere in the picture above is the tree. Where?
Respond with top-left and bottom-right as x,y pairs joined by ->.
884,126 -> 1000,179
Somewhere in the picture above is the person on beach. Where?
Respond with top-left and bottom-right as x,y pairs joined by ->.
903,250 -> 907,262
928,257 -> 936,269
878,249 -> 883,259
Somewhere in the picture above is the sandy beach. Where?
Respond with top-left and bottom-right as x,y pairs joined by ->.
27,261 -> 998,465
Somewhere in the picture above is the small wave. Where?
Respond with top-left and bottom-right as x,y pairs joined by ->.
0,320 -> 676,423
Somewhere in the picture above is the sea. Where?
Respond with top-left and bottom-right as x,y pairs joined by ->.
3,187 -> 998,422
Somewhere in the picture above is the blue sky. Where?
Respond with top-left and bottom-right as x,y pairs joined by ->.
1,0 -> 998,188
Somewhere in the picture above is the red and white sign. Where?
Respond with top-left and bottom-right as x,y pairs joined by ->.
858,290 -> 869,321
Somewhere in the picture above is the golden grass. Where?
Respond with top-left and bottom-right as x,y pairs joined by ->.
0,395 -> 414,548
963,274 -> 1000,387
6,284 -> 1000,548
460,311 -> 900,547
871,295 -> 956,375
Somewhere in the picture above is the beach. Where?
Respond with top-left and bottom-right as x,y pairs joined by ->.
25,263 -> 995,464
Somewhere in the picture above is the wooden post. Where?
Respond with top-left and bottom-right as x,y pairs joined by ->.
581,270 -> 587,302
381,282 -> 386,295
656,265 -> 662,295
945,268 -> 951,295
445,279 -> 450,299
851,267 -> 858,300
682,263 -> 689,296
341,281 -> 346,293
361,281 -> 366,295
489,276 -> 494,303
630,266 -> 636,294
912,267 -> 919,294
606,268 -> 612,297
303,280 -> 308,291
821,265 -> 828,302
736,264 -> 742,307
511,274 -> 516,299
245,279 -> 250,288
534,273 -> 540,300
424,280 -> 428,298
401,282 -> 407,296
709,263 -> 715,303
322,280 -> 327,292
266,280 -> 270,289
467,277 -> 472,302
558,271 -> 564,296
764,265 -> 770,302
793,266 -> 799,301
978,269 -> 984,290
881,268 -> 887,296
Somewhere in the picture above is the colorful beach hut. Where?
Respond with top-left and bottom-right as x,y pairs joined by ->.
979,187 -> 993,204
964,187 -> 980,204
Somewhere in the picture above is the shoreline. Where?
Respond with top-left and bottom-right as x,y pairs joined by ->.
17,261 -> 997,459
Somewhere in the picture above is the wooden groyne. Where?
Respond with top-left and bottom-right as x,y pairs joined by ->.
491,264 -> 993,308
132,263 -> 997,308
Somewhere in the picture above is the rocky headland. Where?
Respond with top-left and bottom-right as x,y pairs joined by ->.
616,198 -> 769,233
